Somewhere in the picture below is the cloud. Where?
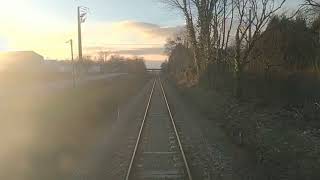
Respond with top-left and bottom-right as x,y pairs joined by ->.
116,21 -> 184,39
83,21 -> 183,48
116,47 -> 164,55
84,47 -> 164,56
0,19 -> 183,61
81,21 -> 183,60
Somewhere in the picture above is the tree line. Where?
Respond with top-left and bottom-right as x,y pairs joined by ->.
161,1 -> 320,179
162,0 -> 320,103
77,53 -> 146,74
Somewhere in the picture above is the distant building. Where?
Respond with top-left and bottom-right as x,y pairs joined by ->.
0,51 -> 44,72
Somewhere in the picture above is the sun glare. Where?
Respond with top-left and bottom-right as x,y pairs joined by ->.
0,1 -> 170,61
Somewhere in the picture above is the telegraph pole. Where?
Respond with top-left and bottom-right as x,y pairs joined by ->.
77,6 -> 83,62
78,6 -> 82,61
77,6 -> 88,76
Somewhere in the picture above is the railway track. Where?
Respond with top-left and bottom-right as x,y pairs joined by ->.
125,78 -> 192,180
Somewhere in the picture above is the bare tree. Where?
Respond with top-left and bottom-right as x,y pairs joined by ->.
302,0 -> 320,7
162,0 -> 286,97
162,0 -> 202,76
164,37 -> 184,55
233,0 -> 286,97
98,51 -> 110,63
299,0 -> 320,22
213,0 -> 235,62
161,0 -> 235,77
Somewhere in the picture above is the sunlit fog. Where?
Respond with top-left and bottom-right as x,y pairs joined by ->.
1,0 -> 320,180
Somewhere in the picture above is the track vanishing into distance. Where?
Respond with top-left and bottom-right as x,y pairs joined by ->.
125,78 -> 192,180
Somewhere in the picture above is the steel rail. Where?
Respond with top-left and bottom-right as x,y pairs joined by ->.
159,78 -> 193,180
125,79 -> 156,180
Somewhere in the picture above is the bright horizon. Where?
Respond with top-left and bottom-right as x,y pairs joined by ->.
0,0 -> 300,62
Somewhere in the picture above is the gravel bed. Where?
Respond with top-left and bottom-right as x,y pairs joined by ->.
162,79 -> 264,180
130,81 -> 187,179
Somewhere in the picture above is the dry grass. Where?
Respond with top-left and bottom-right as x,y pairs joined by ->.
168,76 -> 320,180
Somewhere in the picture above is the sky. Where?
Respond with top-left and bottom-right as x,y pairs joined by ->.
0,0 -> 301,62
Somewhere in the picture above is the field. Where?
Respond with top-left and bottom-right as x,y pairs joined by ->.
0,74 -> 149,180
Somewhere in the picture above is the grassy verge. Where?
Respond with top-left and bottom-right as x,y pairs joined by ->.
165,75 -> 320,180
1,73 -> 150,180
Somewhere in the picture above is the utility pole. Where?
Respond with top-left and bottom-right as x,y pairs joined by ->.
77,6 -> 83,62
66,39 -> 76,88
77,6 -> 88,75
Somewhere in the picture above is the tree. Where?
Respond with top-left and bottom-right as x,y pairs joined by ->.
233,0 -> 286,97
302,0 -> 320,7
106,55 -> 146,73
251,16 -> 320,73
98,51 -> 110,63
294,0 -> 320,23
164,37 -> 183,55
162,0 -> 204,76
161,0 -> 235,78
162,0 -> 287,98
